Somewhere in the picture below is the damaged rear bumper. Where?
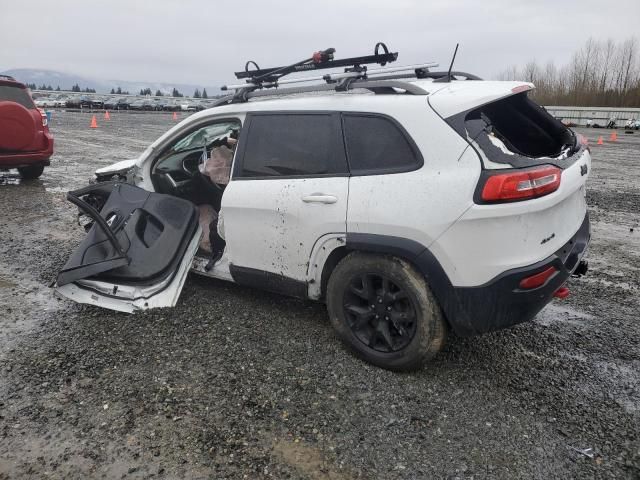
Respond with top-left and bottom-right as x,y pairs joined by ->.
447,213 -> 591,337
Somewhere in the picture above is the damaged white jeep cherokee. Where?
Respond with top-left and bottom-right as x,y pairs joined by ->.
56,47 -> 590,370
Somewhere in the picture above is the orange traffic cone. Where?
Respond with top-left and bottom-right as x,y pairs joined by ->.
90,115 -> 98,128
609,131 -> 617,141
172,111 -> 178,121
104,110 -> 110,120
597,136 -> 604,145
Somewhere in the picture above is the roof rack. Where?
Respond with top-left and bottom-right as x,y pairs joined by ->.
218,43 -> 481,104
234,42 -> 397,83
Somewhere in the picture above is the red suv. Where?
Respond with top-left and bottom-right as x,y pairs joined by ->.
0,75 -> 53,179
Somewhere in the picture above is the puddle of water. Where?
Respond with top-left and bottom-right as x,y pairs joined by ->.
0,277 -> 17,289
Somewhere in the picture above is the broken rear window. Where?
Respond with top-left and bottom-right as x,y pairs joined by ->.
450,93 -> 577,168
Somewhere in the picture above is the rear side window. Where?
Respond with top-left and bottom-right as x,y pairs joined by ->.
0,85 -> 35,109
237,113 -> 346,178
343,114 -> 421,174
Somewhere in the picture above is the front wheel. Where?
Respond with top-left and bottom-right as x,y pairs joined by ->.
326,252 -> 447,371
18,165 -> 45,179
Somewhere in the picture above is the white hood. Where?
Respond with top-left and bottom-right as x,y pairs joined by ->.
95,158 -> 138,176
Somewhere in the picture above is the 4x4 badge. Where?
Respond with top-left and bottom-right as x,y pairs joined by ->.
581,164 -> 588,176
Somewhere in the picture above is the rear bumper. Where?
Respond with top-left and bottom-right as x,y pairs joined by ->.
0,152 -> 51,168
446,213 -> 590,336
0,133 -> 53,169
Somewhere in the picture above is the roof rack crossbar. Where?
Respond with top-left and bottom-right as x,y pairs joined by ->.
212,79 -> 430,107
222,62 -> 439,91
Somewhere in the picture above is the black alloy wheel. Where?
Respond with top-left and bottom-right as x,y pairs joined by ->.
343,272 -> 418,353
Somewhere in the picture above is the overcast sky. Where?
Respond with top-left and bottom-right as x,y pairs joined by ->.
2,0 -> 639,87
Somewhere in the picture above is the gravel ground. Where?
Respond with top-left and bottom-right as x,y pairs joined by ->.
0,112 -> 638,479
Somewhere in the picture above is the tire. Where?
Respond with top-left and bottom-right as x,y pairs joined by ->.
18,165 -> 45,179
326,252 -> 446,371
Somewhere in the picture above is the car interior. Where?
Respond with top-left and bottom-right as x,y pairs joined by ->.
150,120 -> 241,256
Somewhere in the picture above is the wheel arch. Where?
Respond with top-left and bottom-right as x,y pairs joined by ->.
343,233 -> 463,330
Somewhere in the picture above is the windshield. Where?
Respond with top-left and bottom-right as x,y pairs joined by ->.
172,123 -> 238,152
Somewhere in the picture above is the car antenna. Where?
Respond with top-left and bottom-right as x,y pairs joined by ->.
434,43 -> 459,83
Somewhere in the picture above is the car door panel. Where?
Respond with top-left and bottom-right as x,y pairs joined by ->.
222,177 -> 348,282
55,182 -> 201,312
222,112 -> 349,285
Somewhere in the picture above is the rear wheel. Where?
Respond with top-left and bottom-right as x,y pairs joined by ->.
18,165 -> 45,179
326,252 -> 446,371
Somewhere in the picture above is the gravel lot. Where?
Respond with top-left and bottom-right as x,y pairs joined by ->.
0,111 -> 638,479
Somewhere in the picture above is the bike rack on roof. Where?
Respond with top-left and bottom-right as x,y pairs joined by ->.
217,43 -> 481,104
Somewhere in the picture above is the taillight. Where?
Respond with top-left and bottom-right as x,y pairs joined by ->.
481,166 -> 561,203
38,108 -> 48,127
519,266 -> 557,290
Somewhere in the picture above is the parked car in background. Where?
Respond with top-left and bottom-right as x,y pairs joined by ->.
79,96 -> 93,109
104,97 -> 122,110
129,98 -> 153,111
34,96 -> 53,108
118,97 -> 136,110
91,96 -> 106,109
65,96 -> 81,109
180,101 -> 197,112
163,99 -> 181,111
51,95 -> 67,108
152,98 -> 167,111
0,75 -> 53,179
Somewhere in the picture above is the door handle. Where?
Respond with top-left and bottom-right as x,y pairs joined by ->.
302,194 -> 338,204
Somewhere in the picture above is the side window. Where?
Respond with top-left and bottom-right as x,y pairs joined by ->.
153,119 -> 241,175
237,113 -> 346,178
342,114 -> 422,174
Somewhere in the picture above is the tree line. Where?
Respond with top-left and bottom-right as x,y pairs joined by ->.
129,87 -> 209,98
496,37 -> 640,107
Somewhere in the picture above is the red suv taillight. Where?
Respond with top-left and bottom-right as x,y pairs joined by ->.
480,166 -> 562,203
37,108 -> 48,127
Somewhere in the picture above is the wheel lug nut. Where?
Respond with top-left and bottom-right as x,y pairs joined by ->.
386,306 -> 391,311
375,315 -> 379,319
370,305 -> 375,309
378,298 -> 383,303
385,316 -> 389,320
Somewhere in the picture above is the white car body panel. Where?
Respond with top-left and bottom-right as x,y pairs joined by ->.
95,158 -> 139,176
55,225 -> 202,313
306,234 -> 347,300
432,150 -> 590,286
222,177 -> 349,282
346,100 -> 479,247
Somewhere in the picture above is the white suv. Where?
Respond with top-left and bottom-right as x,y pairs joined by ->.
55,52 -> 590,370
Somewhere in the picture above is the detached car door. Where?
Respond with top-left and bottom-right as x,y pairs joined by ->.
55,182 -> 201,313
221,112 -> 349,296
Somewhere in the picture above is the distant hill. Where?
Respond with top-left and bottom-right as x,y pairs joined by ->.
1,68 -> 220,96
